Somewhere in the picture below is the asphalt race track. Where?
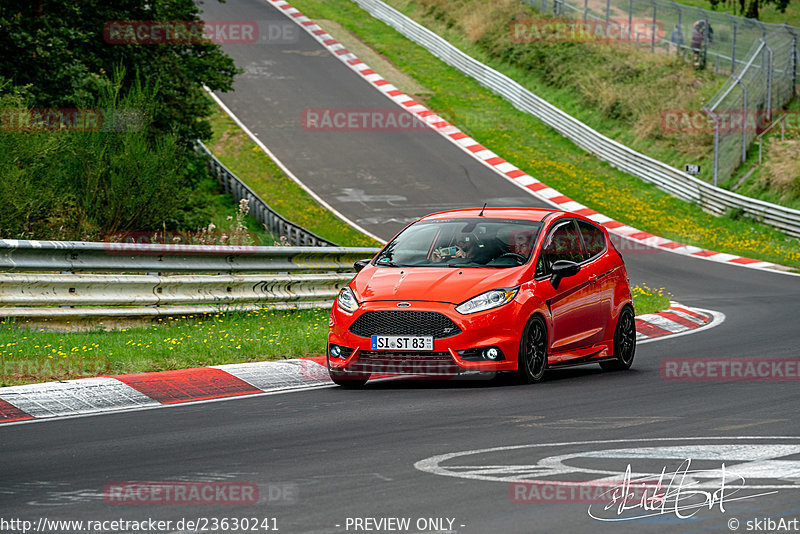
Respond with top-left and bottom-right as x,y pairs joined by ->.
1,1 -> 799,533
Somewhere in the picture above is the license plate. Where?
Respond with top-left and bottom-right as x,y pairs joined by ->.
370,335 -> 434,351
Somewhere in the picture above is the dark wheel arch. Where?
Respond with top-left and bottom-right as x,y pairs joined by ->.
519,314 -> 548,383
600,304 -> 636,372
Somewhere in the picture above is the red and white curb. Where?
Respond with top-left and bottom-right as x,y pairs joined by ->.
0,360 -> 331,425
636,301 -> 724,344
0,304 -> 721,425
265,0 -> 796,275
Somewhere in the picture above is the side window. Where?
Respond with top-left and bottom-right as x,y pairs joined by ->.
535,221 -> 584,277
576,220 -> 606,261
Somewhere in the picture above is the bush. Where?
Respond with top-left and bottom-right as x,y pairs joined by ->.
0,74 -> 203,240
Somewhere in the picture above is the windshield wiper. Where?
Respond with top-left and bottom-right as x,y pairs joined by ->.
446,261 -> 477,267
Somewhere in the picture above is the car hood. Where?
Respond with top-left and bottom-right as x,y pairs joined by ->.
351,266 -> 525,305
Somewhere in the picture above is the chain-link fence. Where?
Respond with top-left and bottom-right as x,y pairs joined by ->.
523,0 -> 799,184
705,36 -> 797,183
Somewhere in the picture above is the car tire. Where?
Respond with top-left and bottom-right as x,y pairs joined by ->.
600,306 -> 636,371
519,315 -> 548,384
328,366 -> 370,388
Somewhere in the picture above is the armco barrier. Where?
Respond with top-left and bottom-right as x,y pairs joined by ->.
196,141 -> 336,246
0,273 -> 351,318
0,240 -> 380,318
0,239 -> 378,273
352,0 -> 800,238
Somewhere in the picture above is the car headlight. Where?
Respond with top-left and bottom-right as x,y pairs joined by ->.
337,287 -> 359,313
455,287 -> 519,315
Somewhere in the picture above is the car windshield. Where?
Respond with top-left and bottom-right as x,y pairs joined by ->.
374,218 -> 543,268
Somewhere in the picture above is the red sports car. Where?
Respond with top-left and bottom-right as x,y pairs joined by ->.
327,208 -> 635,386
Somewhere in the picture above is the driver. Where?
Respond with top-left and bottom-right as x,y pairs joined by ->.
511,231 -> 534,258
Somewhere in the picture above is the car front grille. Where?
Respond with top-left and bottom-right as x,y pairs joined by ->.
348,311 -> 461,338
349,351 -> 459,376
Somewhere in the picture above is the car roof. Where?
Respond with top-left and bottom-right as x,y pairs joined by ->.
420,207 -> 563,222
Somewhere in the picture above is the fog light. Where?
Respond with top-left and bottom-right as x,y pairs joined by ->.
484,347 -> 500,360
330,345 -> 342,358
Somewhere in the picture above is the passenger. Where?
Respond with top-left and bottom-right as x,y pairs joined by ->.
432,237 -> 476,262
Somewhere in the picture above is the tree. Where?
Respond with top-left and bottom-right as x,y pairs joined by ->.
0,0 -> 238,143
708,0 -> 791,20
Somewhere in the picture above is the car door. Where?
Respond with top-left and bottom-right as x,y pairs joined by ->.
534,219 -> 605,361
575,219 -> 617,342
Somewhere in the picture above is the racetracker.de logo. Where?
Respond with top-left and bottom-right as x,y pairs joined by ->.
301,108 -> 435,132
102,231 -> 257,255
509,18 -> 664,43
0,109 -> 143,133
661,109 -> 800,134
608,233 -> 661,255
509,481 -> 664,504
104,482 -> 258,505
104,20 -> 258,44
661,357 -> 800,381
2,356 -> 111,377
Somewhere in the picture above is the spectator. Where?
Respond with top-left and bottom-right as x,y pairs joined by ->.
690,20 -> 710,69
670,24 -> 684,55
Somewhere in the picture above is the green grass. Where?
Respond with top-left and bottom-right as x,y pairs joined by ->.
206,100 -> 382,247
0,308 -> 330,387
720,98 -> 800,209
182,176 -> 280,245
0,287 -> 669,386
632,284 -> 672,315
285,0 -> 800,268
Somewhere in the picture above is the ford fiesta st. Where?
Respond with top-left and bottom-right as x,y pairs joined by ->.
327,208 -> 635,387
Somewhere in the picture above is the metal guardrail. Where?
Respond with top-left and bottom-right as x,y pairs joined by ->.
0,273 -> 352,318
352,0 -> 800,238
0,239 -> 378,273
196,141 -> 337,247
0,240 -> 380,317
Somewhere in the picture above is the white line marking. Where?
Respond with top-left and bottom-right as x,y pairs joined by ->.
414,436 -> 800,489
204,88 -> 386,245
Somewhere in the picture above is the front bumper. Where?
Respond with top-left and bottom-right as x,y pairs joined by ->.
328,300 -> 524,375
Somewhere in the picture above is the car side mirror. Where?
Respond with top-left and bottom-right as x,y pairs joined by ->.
354,259 -> 371,272
550,260 -> 580,288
